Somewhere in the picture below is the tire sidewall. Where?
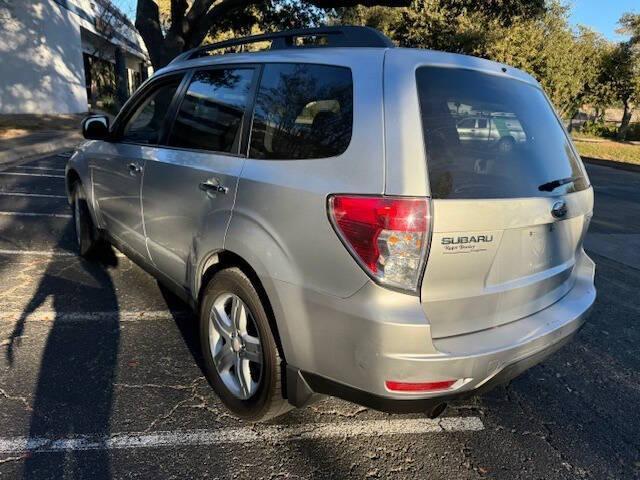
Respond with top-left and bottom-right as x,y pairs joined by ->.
199,269 -> 279,420
498,136 -> 515,153
72,184 -> 94,257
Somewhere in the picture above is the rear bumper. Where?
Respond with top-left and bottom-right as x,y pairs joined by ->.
285,251 -> 595,413
289,318 -> 585,413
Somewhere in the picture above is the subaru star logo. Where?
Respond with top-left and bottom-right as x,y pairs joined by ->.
551,201 -> 568,219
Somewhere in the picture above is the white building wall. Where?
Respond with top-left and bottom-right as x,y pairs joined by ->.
0,0 -> 88,114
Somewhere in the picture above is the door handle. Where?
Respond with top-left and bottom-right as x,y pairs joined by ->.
199,178 -> 228,195
128,162 -> 143,175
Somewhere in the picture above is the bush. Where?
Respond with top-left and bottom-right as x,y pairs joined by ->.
580,120 -> 617,138
578,121 -> 640,142
96,95 -> 119,116
626,123 -> 640,141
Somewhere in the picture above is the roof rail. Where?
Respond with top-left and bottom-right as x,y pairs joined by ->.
170,26 -> 394,64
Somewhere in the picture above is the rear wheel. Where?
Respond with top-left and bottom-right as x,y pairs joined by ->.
497,136 -> 515,153
200,267 -> 291,422
72,183 -> 106,258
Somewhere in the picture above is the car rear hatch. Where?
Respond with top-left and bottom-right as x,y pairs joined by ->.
415,66 -> 593,339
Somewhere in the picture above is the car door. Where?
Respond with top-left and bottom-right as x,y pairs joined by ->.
456,117 -> 476,144
474,117 -> 490,142
142,66 -> 258,289
92,74 -> 184,259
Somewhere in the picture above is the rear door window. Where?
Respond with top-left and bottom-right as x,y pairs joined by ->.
249,63 -> 353,159
416,67 -> 588,199
168,68 -> 255,154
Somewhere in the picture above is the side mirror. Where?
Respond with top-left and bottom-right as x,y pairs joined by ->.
82,115 -> 110,140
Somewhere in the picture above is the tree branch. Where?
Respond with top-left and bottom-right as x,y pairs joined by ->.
135,0 -> 166,67
185,0 -> 217,28
170,0 -> 189,36
309,0 -> 410,7
186,0 -> 266,49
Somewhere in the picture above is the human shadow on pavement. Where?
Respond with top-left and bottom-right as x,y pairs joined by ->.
6,236 -> 120,480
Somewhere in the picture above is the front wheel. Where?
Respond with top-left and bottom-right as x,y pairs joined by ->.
200,267 -> 291,422
72,183 -> 106,258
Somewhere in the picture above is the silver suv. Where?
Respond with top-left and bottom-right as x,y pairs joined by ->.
67,27 -> 596,421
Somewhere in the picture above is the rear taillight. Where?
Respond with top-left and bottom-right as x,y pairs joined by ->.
328,195 -> 431,293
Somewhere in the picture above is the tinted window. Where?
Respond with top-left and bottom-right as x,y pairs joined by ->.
249,64 -> 353,159
477,119 -> 488,129
458,118 -> 475,128
121,79 -> 181,144
416,67 -> 588,199
168,68 -> 254,153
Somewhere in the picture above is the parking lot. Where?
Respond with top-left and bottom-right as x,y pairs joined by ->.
0,152 -> 638,479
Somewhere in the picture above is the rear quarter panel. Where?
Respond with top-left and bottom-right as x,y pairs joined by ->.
223,50 -> 386,367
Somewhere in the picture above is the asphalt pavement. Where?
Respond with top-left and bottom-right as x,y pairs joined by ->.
0,154 -> 638,479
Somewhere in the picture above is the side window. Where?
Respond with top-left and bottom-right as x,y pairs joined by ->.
477,118 -> 488,129
121,78 -> 181,145
458,118 -> 475,128
249,63 -> 353,160
168,68 -> 255,153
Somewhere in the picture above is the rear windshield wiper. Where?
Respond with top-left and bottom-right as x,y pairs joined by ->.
538,176 -> 580,192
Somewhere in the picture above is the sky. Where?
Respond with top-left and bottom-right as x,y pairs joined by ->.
112,0 -> 638,42
569,0 -> 638,40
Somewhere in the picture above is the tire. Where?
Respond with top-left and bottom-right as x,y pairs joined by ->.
497,136 -> 515,154
71,183 -> 106,258
200,267 -> 291,422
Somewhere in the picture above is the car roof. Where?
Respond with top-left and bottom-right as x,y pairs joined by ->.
155,46 -> 539,89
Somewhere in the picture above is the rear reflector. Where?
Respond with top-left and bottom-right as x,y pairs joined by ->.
328,195 -> 431,293
385,380 -> 456,392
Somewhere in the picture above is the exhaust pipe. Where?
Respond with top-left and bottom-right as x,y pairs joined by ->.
427,403 -> 447,419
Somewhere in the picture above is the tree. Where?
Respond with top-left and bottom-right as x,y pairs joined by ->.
619,12 -> 640,45
597,13 -> 640,141
135,0 -> 410,70
599,41 -> 640,141
336,1 -> 605,115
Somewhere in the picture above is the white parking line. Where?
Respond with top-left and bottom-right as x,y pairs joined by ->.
0,192 -> 67,199
0,249 -> 75,256
0,248 -> 127,257
0,172 -> 65,178
0,310 -> 190,322
13,166 -> 66,172
0,418 -> 484,454
0,211 -> 71,218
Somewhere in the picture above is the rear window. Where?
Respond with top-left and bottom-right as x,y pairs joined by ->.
249,63 -> 353,160
416,67 -> 589,199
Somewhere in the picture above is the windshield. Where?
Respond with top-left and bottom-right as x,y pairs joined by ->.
416,67 -> 589,199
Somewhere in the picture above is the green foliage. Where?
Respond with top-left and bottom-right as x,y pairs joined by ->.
580,120 -> 618,139
618,12 -> 640,45
140,1 -> 640,141
335,1 -> 612,117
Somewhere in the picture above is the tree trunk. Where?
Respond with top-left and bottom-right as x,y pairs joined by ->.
114,47 -> 129,108
617,101 -> 633,141
566,106 -> 580,132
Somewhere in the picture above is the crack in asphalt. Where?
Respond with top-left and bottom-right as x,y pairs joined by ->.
504,380 -> 590,479
0,455 -> 27,465
119,377 -> 235,431
308,405 -> 369,418
0,387 -> 31,412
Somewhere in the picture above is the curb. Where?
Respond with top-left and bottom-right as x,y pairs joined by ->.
0,133 -> 83,165
582,157 -> 640,173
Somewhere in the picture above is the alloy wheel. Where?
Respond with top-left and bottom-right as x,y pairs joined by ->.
209,293 -> 263,400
